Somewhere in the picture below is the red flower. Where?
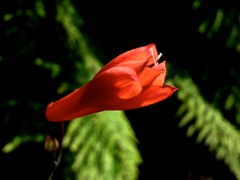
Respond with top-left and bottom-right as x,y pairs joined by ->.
46,44 -> 178,121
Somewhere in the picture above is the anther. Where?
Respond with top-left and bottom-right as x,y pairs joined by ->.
150,48 -> 163,66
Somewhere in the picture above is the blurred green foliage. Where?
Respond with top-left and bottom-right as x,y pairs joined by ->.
63,111 -> 141,180
170,75 -> 240,179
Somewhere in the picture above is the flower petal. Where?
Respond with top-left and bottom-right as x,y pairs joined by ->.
96,44 -> 157,76
139,61 -> 166,88
151,61 -> 166,86
95,59 -> 149,79
45,84 -> 101,121
83,66 -> 142,107
45,66 -> 143,121
109,85 -> 178,110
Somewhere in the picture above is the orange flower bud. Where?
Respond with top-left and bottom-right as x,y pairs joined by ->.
45,135 -> 59,152
46,43 -> 178,121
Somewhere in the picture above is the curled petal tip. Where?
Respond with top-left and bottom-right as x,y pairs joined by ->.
166,85 -> 178,94
172,86 -> 179,92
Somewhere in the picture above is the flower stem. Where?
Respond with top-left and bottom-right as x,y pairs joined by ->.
48,121 -> 65,180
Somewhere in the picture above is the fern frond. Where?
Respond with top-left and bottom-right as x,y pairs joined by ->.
63,111 -> 142,180
173,75 -> 240,179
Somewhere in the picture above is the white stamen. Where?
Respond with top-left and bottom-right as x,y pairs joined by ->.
150,48 -> 163,66
156,52 -> 163,61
